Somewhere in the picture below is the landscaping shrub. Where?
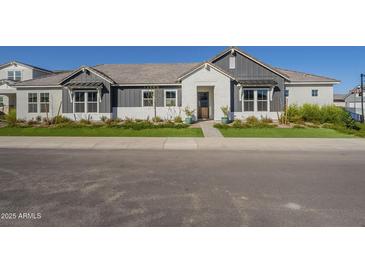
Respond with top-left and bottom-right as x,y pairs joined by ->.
174,116 -> 183,123
300,104 -> 321,123
4,109 -> 18,126
152,116 -> 163,123
245,116 -> 259,125
100,116 -> 108,122
285,104 -> 302,123
261,116 -> 273,124
51,115 -> 72,124
79,119 -> 91,125
232,119 -> 243,128
293,124 -> 305,129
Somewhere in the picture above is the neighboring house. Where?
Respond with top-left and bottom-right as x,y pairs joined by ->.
344,86 -> 365,115
13,47 -> 340,121
333,93 -> 346,107
0,61 -> 53,114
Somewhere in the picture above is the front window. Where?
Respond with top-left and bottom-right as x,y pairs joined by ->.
28,93 -> 38,113
284,90 -> 289,97
87,92 -> 98,113
142,90 -> 154,107
312,89 -> 318,97
40,93 -> 50,113
257,90 -> 268,111
243,90 -> 254,112
165,90 -> 177,107
74,92 -> 85,113
7,70 -> 21,81
0,96 -> 3,107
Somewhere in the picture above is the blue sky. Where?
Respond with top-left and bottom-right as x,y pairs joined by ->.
0,46 -> 363,93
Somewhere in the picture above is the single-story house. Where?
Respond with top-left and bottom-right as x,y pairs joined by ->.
12,47 -> 340,121
0,61 -> 53,114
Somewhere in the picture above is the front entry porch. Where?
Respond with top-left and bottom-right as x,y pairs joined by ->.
0,93 -> 16,115
197,86 -> 214,120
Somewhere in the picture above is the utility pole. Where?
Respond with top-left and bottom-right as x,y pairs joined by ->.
361,74 -> 364,123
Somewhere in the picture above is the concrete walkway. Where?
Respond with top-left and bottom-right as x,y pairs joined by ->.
199,120 -> 223,138
1,136 -> 365,151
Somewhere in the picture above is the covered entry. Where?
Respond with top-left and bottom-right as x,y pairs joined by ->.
197,86 -> 214,120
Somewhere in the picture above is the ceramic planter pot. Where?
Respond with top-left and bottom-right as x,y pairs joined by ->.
185,116 -> 193,124
221,117 -> 229,124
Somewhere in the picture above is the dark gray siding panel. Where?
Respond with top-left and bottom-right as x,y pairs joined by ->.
62,70 -> 112,113
62,88 -> 73,113
118,88 -> 142,107
156,89 -> 164,107
231,82 -> 242,112
213,51 -> 286,111
117,86 -> 181,107
178,89 -> 182,107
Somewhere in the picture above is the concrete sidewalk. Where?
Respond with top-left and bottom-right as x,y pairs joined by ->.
1,136 -> 365,151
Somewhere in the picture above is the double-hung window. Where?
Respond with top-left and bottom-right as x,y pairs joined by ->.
312,89 -> 318,97
40,93 -> 50,113
165,90 -> 177,107
142,90 -> 154,107
74,91 -> 98,113
74,92 -> 85,113
243,90 -> 254,112
87,92 -> 98,113
257,90 -> 268,111
7,71 -> 21,81
28,93 -> 38,113
0,96 -> 3,107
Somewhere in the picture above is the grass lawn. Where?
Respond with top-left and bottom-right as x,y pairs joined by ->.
0,127 -> 204,137
218,127 -> 355,138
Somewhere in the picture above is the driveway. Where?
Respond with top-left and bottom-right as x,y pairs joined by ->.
0,148 -> 365,226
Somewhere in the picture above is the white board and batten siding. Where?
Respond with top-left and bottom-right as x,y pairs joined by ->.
16,89 -> 63,120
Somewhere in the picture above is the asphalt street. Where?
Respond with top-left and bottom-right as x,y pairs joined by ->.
0,148 -> 364,226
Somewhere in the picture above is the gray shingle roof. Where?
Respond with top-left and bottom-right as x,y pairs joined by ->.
15,63 -> 201,86
93,63 -> 200,84
14,62 -> 338,86
275,68 -> 339,82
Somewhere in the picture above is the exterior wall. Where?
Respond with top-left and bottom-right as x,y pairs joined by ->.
115,107 -> 183,120
115,86 -> 182,120
286,84 -> 334,106
16,88 -> 62,120
212,51 -> 286,111
61,70 -> 112,114
0,64 -> 34,81
181,66 -> 231,120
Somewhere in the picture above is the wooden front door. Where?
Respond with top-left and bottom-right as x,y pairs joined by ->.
198,92 -> 209,120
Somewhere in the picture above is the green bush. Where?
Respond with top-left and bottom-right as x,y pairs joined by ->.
5,109 -> 17,126
174,116 -> 183,123
51,115 -> 72,124
245,116 -> 259,125
301,104 -> 321,123
232,120 -> 243,128
152,116 -> 163,123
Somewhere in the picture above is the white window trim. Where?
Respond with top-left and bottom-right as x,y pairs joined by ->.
241,89 -> 270,113
164,89 -> 178,107
7,70 -> 22,81
312,89 -> 319,97
73,90 -> 99,114
242,89 -> 255,112
39,92 -> 50,113
142,89 -> 155,107
28,92 -> 38,113
257,89 -> 270,112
